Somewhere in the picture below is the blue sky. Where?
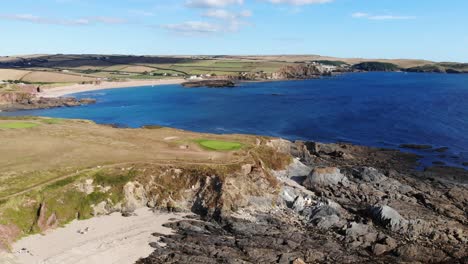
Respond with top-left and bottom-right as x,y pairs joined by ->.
1,0 -> 467,62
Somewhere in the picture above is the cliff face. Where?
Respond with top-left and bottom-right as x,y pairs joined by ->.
0,92 -> 35,106
0,91 -> 95,111
272,64 -> 328,80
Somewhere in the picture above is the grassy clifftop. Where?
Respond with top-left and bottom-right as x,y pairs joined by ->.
0,117 -> 291,249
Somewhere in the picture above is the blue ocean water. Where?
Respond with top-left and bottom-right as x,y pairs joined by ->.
4,72 -> 468,168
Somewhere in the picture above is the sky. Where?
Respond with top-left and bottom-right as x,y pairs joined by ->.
0,0 -> 467,62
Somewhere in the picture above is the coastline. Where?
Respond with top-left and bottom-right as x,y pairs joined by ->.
39,78 -> 186,98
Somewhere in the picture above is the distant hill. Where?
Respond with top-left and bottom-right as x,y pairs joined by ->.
352,62 -> 400,72
406,63 -> 468,73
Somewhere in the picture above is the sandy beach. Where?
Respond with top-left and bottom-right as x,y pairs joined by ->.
40,79 -> 185,98
1,208 -> 187,264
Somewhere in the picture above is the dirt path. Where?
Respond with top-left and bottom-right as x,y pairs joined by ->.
0,156 -> 249,201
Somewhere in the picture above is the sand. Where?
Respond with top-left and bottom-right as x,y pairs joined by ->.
40,79 -> 185,98
1,208 -> 186,264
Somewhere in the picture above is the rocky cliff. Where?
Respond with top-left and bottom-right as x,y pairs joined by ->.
0,91 -> 96,111
138,140 -> 467,264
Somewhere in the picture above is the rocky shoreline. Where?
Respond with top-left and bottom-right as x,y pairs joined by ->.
0,93 -> 96,112
138,140 -> 467,264
182,79 -> 236,88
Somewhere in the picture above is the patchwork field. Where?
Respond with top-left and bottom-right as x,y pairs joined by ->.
0,54 -> 464,87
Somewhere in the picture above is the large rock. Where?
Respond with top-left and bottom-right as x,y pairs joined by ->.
303,167 -> 348,190
303,201 -> 343,229
36,202 -> 58,232
91,201 -> 110,216
266,139 -> 292,154
123,181 -> 148,213
356,167 -> 386,183
345,222 -> 378,248
369,205 -> 407,231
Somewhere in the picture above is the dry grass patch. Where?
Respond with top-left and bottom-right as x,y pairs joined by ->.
21,71 -> 96,83
0,69 -> 31,81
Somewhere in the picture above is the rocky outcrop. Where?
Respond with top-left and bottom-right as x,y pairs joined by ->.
0,91 -> 96,111
303,167 -> 348,190
272,64 -> 327,80
369,205 -> 407,231
181,79 -> 235,88
35,202 -> 58,233
140,140 -> 468,263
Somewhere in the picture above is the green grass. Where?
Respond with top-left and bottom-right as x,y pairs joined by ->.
196,139 -> 243,151
0,122 -> 39,129
41,118 -> 64,125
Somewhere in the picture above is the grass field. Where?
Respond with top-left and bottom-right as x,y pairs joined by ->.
0,55 -> 293,85
196,139 -> 243,151
0,69 -> 31,81
0,122 -> 39,129
0,117 -> 257,199
0,116 -> 292,247
20,71 -> 96,83
2,54 -> 460,87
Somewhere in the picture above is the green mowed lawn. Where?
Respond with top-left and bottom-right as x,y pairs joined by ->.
196,139 -> 243,151
0,122 -> 39,129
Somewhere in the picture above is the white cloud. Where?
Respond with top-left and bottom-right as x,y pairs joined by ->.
186,0 -> 244,8
163,21 -> 221,35
203,9 -> 251,20
129,10 -> 155,17
0,14 -> 128,25
351,12 -> 369,18
352,12 -> 416,20
264,0 -> 333,5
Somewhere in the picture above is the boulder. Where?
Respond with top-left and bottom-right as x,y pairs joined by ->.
292,195 -> 313,212
266,139 -> 292,154
369,205 -> 407,231
303,201 -> 342,229
303,167 -> 348,190
91,201 -> 109,216
356,167 -> 386,183
345,222 -> 378,248
123,181 -> 148,212
36,202 -> 58,232
280,186 -> 299,204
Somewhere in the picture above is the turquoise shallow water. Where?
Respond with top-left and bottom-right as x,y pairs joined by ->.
4,72 -> 468,168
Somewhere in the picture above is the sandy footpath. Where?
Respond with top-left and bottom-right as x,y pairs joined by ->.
0,208 -> 186,264
40,79 -> 185,98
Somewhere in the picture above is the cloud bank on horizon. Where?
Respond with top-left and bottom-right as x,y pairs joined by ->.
0,0 -> 466,61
